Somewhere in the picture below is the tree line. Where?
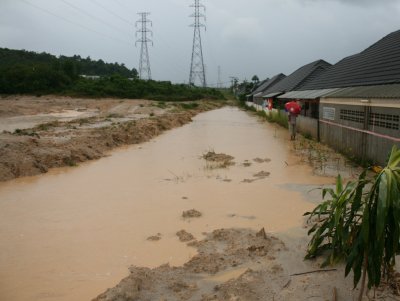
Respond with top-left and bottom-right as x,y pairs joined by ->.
0,48 -> 224,101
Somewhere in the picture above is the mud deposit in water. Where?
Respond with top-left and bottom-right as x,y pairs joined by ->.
93,228 -> 287,301
0,107 -> 343,301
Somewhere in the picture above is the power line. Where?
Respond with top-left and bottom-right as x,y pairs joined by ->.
20,0 -> 132,47
207,81 -> 231,87
89,0 -> 134,26
155,33 -> 190,75
19,0 -> 210,84
87,0 -> 189,78
59,0 -> 130,38
114,0 -> 132,13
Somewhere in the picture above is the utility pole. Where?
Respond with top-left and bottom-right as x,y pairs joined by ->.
189,0 -> 206,87
230,76 -> 238,95
217,66 -> 222,88
136,12 -> 152,80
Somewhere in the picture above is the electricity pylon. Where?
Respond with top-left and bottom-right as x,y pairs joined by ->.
217,66 -> 222,88
189,0 -> 206,87
136,12 -> 152,80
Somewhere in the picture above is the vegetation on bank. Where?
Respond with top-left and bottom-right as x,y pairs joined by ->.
238,99 -> 289,128
64,76 -> 224,101
0,48 -> 224,101
305,146 -> 400,300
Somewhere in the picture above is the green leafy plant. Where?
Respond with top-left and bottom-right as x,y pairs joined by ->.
305,146 -> 400,300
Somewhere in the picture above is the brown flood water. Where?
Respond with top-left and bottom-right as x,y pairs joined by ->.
0,107 -> 333,301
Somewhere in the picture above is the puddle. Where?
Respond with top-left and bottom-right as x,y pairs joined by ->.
205,267 -> 249,283
0,107 -> 334,301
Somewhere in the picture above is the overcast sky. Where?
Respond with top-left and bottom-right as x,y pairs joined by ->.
1,0 -> 400,86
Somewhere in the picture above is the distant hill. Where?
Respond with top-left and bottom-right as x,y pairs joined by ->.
0,48 -> 138,78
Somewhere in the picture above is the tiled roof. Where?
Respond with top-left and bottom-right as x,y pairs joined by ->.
251,78 -> 269,94
263,60 -> 331,94
263,92 -> 283,98
278,88 -> 340,100
301,30 -> 400,90
251,73 -> 286,95
323,83 -> 400,99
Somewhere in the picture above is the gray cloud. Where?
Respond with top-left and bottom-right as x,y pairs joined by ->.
301,0 -> 398,6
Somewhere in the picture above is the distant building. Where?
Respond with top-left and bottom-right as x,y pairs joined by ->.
251,73 -> 286,106
80,75 -> 101,80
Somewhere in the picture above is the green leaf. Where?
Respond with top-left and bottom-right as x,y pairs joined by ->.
336,174 -> 343,194
361,206 -> 370,243
376,172 -> 389,239
387,145 -> 400,167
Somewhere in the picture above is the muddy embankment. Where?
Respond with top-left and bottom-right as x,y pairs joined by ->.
0,96 -> 226,181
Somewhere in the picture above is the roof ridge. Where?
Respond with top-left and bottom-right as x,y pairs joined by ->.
361,29 -> 400,53
299,29 -> 400,89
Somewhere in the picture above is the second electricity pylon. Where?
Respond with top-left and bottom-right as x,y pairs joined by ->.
189,0 -> 206,87
217,66 -> 222,88
136,12 -> 153,80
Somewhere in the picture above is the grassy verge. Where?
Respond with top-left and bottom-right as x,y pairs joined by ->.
246,104 -> 288,129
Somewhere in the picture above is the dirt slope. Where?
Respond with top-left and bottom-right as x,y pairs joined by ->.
0,96 -> 225,181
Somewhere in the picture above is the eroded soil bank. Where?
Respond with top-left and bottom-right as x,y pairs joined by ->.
0,107 -> 396,301
0,95 -> 224,181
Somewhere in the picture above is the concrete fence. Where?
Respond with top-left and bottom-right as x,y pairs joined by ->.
319,101 -> 400,165
245,101 -> 400,165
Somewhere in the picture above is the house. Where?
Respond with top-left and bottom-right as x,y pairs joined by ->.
250,74 -> 286,106
282,29 -> 400,164
262,59 -> 331,110
318,84 -> 400,165
276,88 -> 339,138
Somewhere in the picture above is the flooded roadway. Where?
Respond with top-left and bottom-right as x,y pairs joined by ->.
0,107 -> 332,301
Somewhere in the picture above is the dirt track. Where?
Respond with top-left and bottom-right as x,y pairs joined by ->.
0,96 -> 225,181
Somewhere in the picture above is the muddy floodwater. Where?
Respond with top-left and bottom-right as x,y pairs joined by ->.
0,107 -> 333,301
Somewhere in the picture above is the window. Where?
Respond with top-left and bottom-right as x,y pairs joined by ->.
340,109 -> 364,123
369,113 -> 399,130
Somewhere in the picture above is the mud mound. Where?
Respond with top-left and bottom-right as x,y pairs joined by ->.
182,209 -> 202,218
242,171 -> 271,183
147,233 -> 162,241
253,157 -> 271,163
176,230 -> 195,242
202,151 -> 235,168
201,268 -> 279,301
94,264 -> 197,301
253,171 -> 270,178
92,228 -> 287,301
203,151 -> 234,162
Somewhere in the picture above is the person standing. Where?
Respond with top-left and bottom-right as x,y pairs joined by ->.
288,112 -> 297,140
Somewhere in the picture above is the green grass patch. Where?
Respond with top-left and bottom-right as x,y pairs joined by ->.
265,110 -> 288,129
179,102 -> 199,110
